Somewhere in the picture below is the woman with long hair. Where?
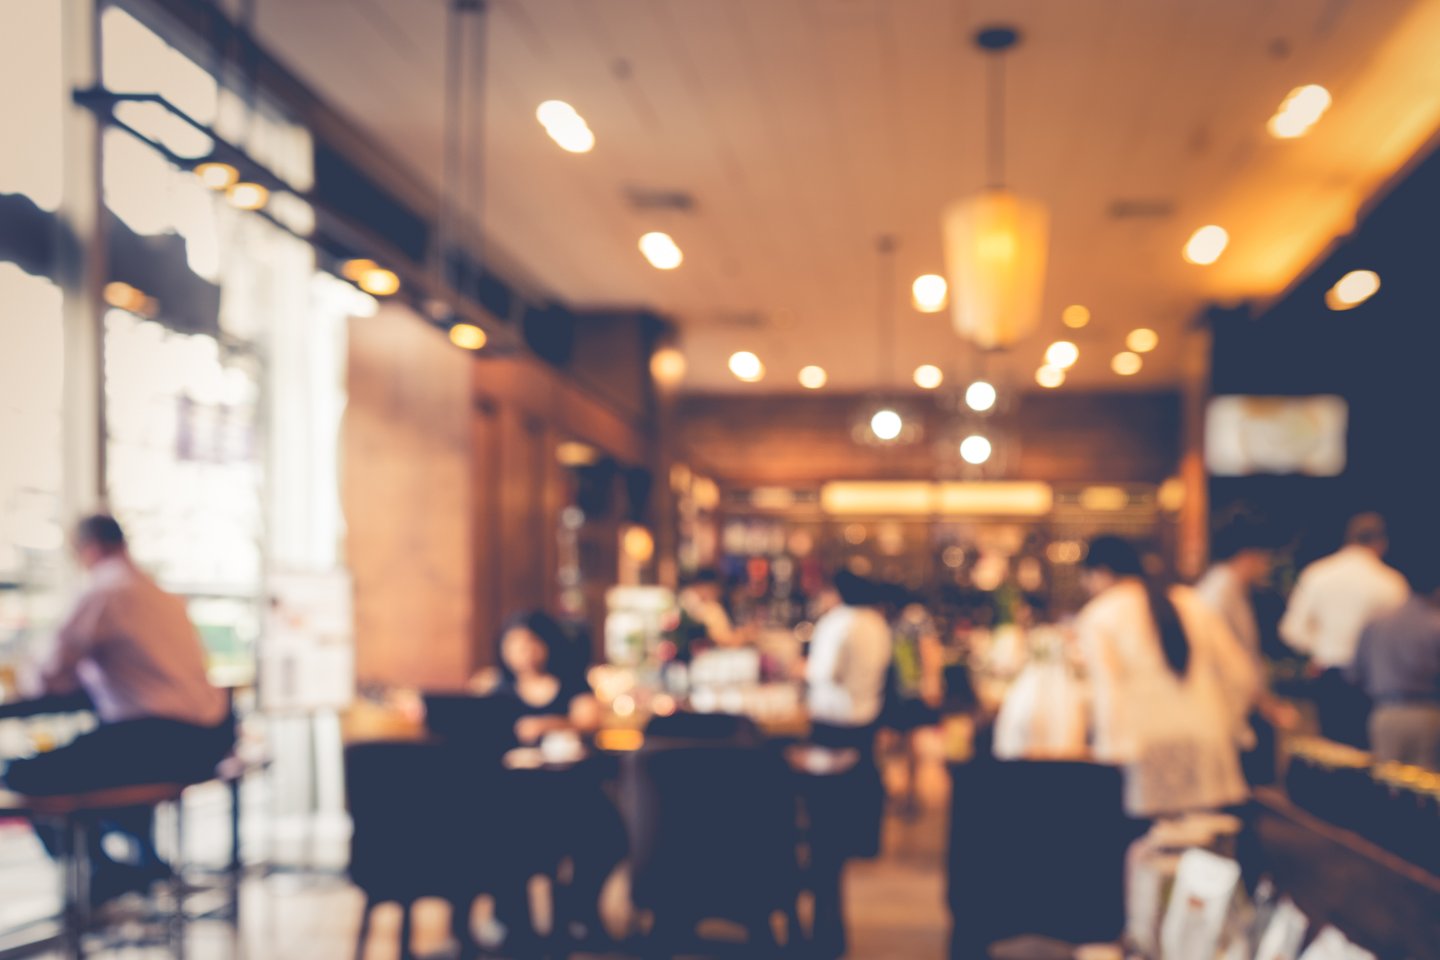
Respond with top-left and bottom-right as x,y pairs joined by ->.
469,612 -> 622,949
1077,537 -> 1258,817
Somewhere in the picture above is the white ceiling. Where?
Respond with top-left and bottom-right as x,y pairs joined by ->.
252,0 -> 1440,393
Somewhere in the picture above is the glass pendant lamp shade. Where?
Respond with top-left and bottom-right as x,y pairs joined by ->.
942,187 -> 1049,350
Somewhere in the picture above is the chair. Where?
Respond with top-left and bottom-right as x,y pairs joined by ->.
642,710 -> 763,746
947,757 -> 1143,958
344,740 -> 501,959
0,782 -> 188,959
621,741 -> 802,956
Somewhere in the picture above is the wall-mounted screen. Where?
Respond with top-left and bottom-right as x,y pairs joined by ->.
1205,395 -> 1348,477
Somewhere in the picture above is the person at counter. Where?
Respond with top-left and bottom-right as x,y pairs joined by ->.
1348,557 -> 1440,770
3,515 -> 233,903
675,568 -> 744,648
1280,512 -> 1409,746
1077,536 -> 1258,818
1195,519 -> 1297,782
468,611 -> 622,949
806,570 -> 893,749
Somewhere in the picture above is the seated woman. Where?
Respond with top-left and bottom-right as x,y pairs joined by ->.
469,611 -> 623,948
470,610 -> 601,745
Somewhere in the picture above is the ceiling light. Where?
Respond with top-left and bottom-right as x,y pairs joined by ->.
536,100 -> 595,153
103,281 -> 147,313
358,267 -> 401,296
225,182 -> 269,211
1267,84 -> 1332,139
798,365 -> 828,389
1325,269 -> 1380,310
194,161 -> 238,190
639,231 -> 683,270
341,258 -> 377,282
1184,225 -> 1228,265
1111,351 -> 1142,376
944,28 -> 1049,350
448,322 -> 487,350
1035,365 -> 1065,388
870,409 -> 903,441
1044,340 -> 1079,369
1126,328 -> 1159,353
650,347 -> 687,385
965,380 -> 998,412
960,434 -> 993,465
913,364 -> 944,390
1062,304 -> 1090,329
911,274 -> 948,313
728,350 -> 764,382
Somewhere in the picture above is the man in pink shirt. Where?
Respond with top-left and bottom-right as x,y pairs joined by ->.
4,515 -> 233,902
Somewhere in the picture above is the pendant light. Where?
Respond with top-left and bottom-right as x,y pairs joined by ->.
943,26 -> 1049,350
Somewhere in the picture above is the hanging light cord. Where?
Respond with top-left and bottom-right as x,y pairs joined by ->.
876,235 -> 898,385
440,1 -> 465,296
986,49 -> 1006,190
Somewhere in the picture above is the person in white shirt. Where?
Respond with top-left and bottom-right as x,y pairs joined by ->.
5,515 -> 232,904
806,571 -> 893,737
1195,519 -> 1300,782
1077,537 -> 1258,818
1279,512 -> 1409,745
802,570 -> 893,958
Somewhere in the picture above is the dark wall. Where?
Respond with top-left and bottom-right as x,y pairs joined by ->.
1210,142 -> 1440,566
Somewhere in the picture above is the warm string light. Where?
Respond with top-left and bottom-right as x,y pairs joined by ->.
911,274 -> 948,313
913,364 -> 944,390
1061,304 -> 1090,329
1267,84 -> 1331,139
448,323 -> 487,350
1126,328 -> 1159,353
1325,270 -> 1380,310
1112,351 -> 1143,376
965,380 -> 997,412
1184,225 -> 1229,265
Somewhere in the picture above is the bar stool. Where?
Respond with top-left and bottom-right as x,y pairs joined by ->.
0,782 -> 187,959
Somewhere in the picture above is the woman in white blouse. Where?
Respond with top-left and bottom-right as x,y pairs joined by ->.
1076,537 -> 1259,818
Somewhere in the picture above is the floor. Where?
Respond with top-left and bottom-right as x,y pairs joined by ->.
0,736 -> 954,959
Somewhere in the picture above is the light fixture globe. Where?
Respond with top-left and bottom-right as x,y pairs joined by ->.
870,408 -> 903,441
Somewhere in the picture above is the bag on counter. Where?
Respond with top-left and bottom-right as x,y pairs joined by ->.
1297,926 -> 1375,960
992,658 -> 1087,760
1127,815 -> 1249,958
1158,848 -> 1244,960
1254,898 -> 1309,960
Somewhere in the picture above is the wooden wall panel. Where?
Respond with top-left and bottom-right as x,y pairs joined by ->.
676,391 -> 1182,486
344,308 -> 474,690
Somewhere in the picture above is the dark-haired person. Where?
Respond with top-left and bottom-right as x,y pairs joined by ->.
469,612 -> 622,949
5,515 -> 233,903
1280,512 -> 1408,746
1348,557 -> 1440,771
676,568 -> 746,648
1077,536 -> 1258,818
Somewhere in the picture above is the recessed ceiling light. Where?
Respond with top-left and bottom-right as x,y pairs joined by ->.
357,266 -> 400,296
1184,225 -> 1228,265
913,364 -> 944,390
798,365 -> 828,389
1045,341 -> 1079,369
448,323 -> 487,350
639,231 -> 683,270
1325,269 -> 1380,310
911,274 -> 948,313
650,347 -> 687,384
225,182 -> 269,211
965,380 -> 997,412
1035,365 -> 1065,389
728,350 -> 764,382
536,100 -> 595,153
194,162 -> 238,190
1126,328 -> 1159,353
1111,351 -> 1143,376
1062,304 -> 1090,329
1267,84 -> 1331,139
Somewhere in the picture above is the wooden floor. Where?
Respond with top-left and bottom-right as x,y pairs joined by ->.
3,742 -> 953,959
